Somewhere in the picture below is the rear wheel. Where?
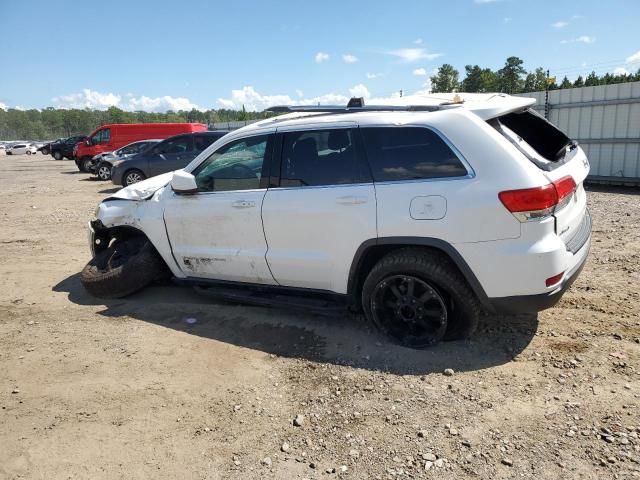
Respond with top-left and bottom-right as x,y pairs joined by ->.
97,164 -> 112,181
362,248 -> 480,348
52,150 -> 63,160
41,148 -> 49,155
80,237 -> 169,298
26,150 -> 32,155
124,169 -> 146,186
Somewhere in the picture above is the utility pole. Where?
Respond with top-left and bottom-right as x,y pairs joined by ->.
399,89 -> 403,98
544,69 -> 550,120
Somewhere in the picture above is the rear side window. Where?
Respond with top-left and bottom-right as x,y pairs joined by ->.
280,128 -> 370,187
361,127 -> 468,182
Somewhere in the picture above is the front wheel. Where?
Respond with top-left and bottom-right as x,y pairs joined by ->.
42,148 -> 50,155
53,151 -> 63,160
124,169 -> 146,186
362,248 -> 480,348
80,237 -> 169,298
80,157 -> 94,173
26,150 -> 32,155
97,164 -> 112,181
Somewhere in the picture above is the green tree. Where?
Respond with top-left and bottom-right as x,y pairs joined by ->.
523,67 -> 548,92
498,56 -> 526,93
585,71 -> 600,87
430,64 -> 459,93
573,75 -> 584,88
559,76 -> 573,89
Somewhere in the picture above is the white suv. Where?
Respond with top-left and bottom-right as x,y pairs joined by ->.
82,93 -> 591,348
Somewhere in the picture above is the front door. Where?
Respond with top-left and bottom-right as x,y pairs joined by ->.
149,135 -> 194,177
163,133 -> 277,284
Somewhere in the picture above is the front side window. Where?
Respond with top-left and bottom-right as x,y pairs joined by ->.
91,128 -> 111,145
155,136 -> 192,155
193,135 -> 218,152
361,127 -> 467,182
280,128 -> 367,187
192,135 -> 269,193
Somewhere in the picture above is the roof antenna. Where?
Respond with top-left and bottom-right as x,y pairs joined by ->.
347,97 -> 365,108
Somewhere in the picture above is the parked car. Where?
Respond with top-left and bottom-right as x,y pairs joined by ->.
110,131 -> 228,186
75,123 -> 208,173
82,94 -> 591,348
51,136 -> 87,160
6,143 -> 37,155
38,139 -> 62,156
94,139 -> 162,181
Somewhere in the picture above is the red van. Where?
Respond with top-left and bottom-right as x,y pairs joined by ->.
74,123 -> 208,172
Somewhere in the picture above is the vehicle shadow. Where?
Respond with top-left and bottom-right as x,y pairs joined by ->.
53,274 -> 538,376
98,187 -> 120,194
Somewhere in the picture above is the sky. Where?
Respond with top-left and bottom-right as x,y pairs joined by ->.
1,0 -> 639,112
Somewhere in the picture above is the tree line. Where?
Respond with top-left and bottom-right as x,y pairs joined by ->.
0,106 -> 272,141
430,56 -> 640,94
2,57 -> 639,140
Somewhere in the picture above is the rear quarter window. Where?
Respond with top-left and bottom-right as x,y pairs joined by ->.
361,127 -> 468,182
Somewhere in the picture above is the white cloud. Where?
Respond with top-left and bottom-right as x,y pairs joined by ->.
348,84 -> 370,99
295,89 -> 304,98
0,102 -> 7,110
626,50 -> 640,64
561,35 -> 595,45
315,52 -> 329,63
414,38 -> 423,45
366,72 -> 383,79
125,95 -> 199,111
386,48 -> 443,63
613,67 -> 630,76
342,54 -> 358,64
52,88 -> 200,112
503,17 -> 512,23
576,35 -> 595,44
53,88 -> 121,109
552,21 -> 569,28
413,68 -> 427,76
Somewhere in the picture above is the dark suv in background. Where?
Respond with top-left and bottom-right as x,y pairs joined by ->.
50,136 -> 87,160
111,131 -> 228,186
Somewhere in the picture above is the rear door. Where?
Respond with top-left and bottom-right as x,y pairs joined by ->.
261,125 -> 376,293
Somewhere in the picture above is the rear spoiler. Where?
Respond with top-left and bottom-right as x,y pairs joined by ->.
469,95 -> 536,121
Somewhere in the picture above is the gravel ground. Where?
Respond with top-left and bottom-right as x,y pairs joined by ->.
0,153 -> 639,480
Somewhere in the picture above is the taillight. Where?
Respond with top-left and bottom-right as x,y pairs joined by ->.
499,175 -> 577,222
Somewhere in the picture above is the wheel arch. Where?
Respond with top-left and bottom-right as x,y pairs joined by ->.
347,237 -> 493,312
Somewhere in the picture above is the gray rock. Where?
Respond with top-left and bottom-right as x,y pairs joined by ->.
281,442 -> 290,452
293,414 -> 305,427
261,457 -> 272,467
501,458 -> 513,466
443,368 -> 455,376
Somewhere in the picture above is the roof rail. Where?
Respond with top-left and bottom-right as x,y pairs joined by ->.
264,97 -> 442,114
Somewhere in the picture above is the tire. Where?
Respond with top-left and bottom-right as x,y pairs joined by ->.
80,237 -> 168,299
26,150 -> 32,155
97,163 -> 112,181
42,148 -> 49,156
81,157 -> 93,173
53,150 -> 63,160
362,248 -> 480,348
124,169 -> 146,186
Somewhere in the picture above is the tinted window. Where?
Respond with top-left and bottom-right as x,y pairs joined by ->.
155,136 -> 192,155
192,135 -> 269,193
193,134 -> 219,152
280,128 -> 367,187
361,127 -> 467,181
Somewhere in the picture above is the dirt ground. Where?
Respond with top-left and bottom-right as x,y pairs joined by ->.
0,152 -> 638,480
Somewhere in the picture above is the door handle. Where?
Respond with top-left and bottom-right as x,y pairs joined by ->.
232,200 -> 256,209
336,195 -> 367,205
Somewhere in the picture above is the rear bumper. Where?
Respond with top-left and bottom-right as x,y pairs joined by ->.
488,235 -> 590,314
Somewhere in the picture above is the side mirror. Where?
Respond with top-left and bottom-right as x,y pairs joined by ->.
171,170 -> 198,194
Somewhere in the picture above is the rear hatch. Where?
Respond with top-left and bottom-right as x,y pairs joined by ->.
490,108 -> 590,251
